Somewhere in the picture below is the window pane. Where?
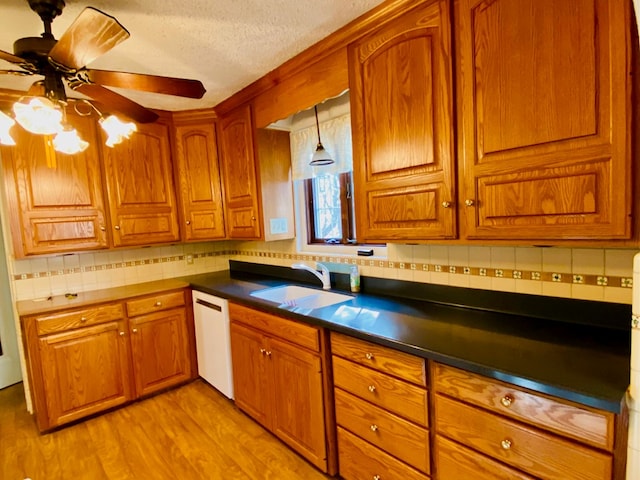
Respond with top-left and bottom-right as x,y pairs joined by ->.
312,174 -> 342,239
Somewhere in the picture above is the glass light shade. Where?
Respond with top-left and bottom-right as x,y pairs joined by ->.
13,97 -> 64,135
100,115 -> 137,147
310,143 -> 334,166
53,127 -> 89,155
0,110 -> 16,146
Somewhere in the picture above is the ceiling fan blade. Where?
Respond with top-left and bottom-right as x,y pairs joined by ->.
0,49 -> 29,65
0,69 -> 33,76
48,7 -> 130,71
84,69 -> 206,99
71,83 -> 158,124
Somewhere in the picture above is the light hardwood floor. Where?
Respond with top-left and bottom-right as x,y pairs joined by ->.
0,380 -> 332,480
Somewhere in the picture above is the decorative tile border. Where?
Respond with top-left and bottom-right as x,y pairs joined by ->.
12,251 -> 227,281
11,248 -> 635,290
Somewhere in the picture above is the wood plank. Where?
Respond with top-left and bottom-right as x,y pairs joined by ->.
0,380 -> 331,480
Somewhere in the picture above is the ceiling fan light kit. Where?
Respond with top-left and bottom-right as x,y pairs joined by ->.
0,0 -> 206,155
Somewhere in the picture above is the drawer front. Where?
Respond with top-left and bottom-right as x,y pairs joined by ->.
126,290 -> 186,317
435,435 -> 536,480
435,394 -> 613,480
335,388 -> 430,473
35,303 -> 125,335
337,427 -> 428,480
331,332 -> 426,386
229,303 -> 320,352
333,356 -> 427,426
432,363 -> 614,450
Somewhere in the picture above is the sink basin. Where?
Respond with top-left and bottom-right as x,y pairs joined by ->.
250,285 -> 353,309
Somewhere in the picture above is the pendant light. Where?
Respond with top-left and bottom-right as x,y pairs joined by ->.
310,105 -> 334,166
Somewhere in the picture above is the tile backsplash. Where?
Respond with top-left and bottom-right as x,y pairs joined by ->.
8,241 -> 637,305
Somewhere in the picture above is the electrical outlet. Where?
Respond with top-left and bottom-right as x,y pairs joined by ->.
186,254 -> 193,265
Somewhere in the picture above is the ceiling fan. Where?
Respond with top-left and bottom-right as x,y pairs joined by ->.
0,0 -> 206,124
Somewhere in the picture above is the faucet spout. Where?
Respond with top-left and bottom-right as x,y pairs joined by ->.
291,262 -> 331,290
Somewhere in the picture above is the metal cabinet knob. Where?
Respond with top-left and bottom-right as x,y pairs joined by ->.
132,328 -> 138,333
501,395 -> 513,407
370,424 -> 378,432
501,439 -> 512,450
465,199 -> 475,207
119,331 -> 125,336
265,351 -> 272,357
114,225 -> 121,230
186,220 -> 191,225
365,353 -> 374,360
441,201 -> 452,208
260,348 -> 266,354
368,385 -> 376,393
373,475 -> 381,480
155,301 -> 162,307
80,317 -> 87,323
100,226 -> 106,231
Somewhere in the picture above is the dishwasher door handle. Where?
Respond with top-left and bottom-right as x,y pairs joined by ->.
195,298 -> 223,312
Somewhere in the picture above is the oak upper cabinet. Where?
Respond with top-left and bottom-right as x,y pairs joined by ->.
456,0 -> 631,240
0,112 -> 109,257
101,118 -> 180,247
172,111 -> 226,241
349,0 -> 456,243
217,104 -> 263,239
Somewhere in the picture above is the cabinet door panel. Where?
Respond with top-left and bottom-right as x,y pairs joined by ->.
174,122 -> 226,240
38,320 -> 132,428
230,321 -> 271,428
102,120 -> 180,246
1,113 -> 108,257
457,0 -> 631,239
270,336 -> 327,471
129,307 -> 190,397
350,0 -> 455,241
218,105 -> 262,239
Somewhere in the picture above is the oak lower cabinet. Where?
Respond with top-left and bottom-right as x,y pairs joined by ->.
330,332 -> 430,479
21,288 -> 194,432
432,363 -> 626,480
229,303 -> 335,474
126,290 -> 192,397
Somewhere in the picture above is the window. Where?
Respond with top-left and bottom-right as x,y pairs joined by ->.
304,172 -> 355,244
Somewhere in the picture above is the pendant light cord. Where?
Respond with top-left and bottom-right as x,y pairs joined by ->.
314,105 -> 322,145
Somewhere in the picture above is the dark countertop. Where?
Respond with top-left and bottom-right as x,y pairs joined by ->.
187,266 -> 631,414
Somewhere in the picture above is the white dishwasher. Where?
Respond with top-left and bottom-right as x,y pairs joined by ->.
192,290 -> 234,399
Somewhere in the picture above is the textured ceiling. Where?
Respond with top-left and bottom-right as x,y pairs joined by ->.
0,0 -> 386,111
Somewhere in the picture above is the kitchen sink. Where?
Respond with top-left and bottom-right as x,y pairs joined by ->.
250,285 -> 353,309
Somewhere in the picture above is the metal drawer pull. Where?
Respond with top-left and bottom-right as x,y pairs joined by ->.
365,353 -> 374,360
370,424 -> 378,432
501,439 -> 512,450
368,385 -> 376,393
155,301 -> 162,307
80,317 -> 87,323
500,395 -> 513,407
